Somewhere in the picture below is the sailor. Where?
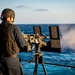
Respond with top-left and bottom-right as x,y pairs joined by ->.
0,8 -> 26,75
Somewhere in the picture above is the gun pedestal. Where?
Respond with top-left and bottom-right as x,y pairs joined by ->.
33,44 -> 48,75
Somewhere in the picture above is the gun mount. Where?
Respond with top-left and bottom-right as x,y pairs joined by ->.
21,26 -> 61,53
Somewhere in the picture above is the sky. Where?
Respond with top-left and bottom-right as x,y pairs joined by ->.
0,0 -> 75,24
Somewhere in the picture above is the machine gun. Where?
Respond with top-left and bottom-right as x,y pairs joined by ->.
22,32 -> 48,75
22,26 -> 61,53
21,26 -> 61,75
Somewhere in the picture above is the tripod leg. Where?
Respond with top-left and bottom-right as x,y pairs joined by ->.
33,63 -> 38,75
42,64 -> 48,75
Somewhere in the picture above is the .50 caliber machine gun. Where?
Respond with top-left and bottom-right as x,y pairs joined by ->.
22,32 -> 48,75
21,26 -> 61,75
22,26 -> 61,53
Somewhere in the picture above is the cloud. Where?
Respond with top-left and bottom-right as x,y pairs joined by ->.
16,5 -> 30,8
35,9 -> 48,11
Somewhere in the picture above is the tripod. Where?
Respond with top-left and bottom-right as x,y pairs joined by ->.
33,44 -> 48,75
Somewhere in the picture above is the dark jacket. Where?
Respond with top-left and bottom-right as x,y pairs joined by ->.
0,22 -> 25,75
0,22 -> 26,51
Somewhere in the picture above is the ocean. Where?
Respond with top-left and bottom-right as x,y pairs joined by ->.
17,24 -> 75,75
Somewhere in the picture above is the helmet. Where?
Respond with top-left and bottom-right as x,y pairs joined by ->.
1,8 -> 15,18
